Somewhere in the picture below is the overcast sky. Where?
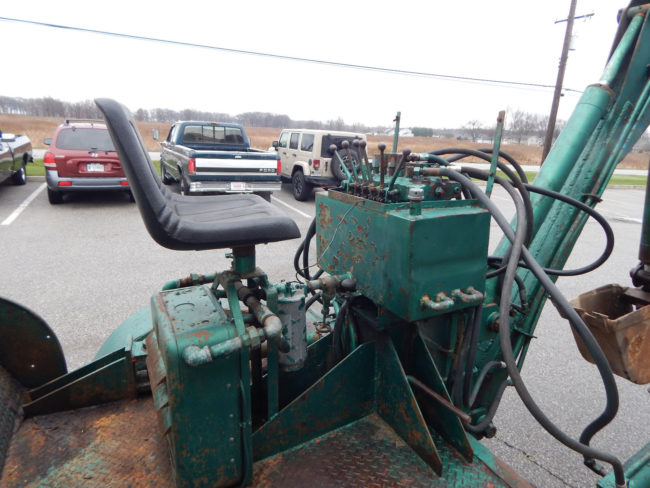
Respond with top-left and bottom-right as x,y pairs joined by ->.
1,0 -> 625,129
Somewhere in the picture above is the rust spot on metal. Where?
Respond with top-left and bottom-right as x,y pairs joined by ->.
318,202 -> 333,229
2,397 -> 173,487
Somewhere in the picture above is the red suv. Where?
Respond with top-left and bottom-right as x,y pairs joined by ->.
44,120 -> 131,204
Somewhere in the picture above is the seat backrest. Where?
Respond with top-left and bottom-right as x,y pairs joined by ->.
95,98 -> 177,246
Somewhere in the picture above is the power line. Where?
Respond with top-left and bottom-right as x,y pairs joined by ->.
0,16 -> 583,94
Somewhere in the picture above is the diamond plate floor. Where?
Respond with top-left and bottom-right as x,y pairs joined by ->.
2,400 -> 528,487
1,397 -> 173,488
254,413 -> 525,487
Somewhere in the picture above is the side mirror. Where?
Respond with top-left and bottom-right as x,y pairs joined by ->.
272,140 -> 279,149
152,129 -> 159,141
43,138 -> 52,146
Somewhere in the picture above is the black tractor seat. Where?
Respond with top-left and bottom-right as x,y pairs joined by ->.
95,98 -> 300,251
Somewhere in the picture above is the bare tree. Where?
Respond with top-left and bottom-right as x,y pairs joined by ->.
463,120 -> 483,142
508,109 -> 537,144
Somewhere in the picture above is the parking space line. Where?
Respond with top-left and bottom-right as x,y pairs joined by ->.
1,183 -> 47,226
271,196 -> 313,220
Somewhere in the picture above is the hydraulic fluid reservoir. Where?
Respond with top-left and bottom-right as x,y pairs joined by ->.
277,283 -> 308,371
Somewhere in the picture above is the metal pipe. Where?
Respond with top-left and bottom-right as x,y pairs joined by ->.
451,287 -> 484,304
386,148 -> 411,195
486,111 -> 505,194
162,273 -> 216,291
406,375 -> 472,423
600,14 -> 644,85
420,292 -> 454,311
378,142 -> 387,190
342,140 -> 361,184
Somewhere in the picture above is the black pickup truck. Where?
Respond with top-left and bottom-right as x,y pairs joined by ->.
159,121 -> 280,200
0,131 -> 32,186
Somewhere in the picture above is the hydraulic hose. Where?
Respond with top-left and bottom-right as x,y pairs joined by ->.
436,168 -> 626,486
477,148 -> 529,184
465,167 -> 614,278
435,150 -> 534,247
523,183 -> 614,276
463,305 -> 482,409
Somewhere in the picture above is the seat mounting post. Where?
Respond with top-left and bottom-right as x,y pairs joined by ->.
231,245 -> 256,274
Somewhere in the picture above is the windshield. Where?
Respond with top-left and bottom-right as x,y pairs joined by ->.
55,128 -> 116,151
182,125 -> 245,145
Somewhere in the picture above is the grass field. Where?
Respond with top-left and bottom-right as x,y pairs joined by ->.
2,113 -> 649,170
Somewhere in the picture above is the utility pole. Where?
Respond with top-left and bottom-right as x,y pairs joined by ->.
541,0 -> 578,164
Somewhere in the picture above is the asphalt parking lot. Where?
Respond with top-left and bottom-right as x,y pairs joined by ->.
1,176 -> 648,488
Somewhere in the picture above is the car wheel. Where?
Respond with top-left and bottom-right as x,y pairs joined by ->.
292,170 -> 312,201
47,188 -> 63,204
331,148 -> 361,181
160,164 -> 173,185
127,191 -> 136,203
254,192 -> 272,202
12,165 -> 26,185
180,175 -> 189,196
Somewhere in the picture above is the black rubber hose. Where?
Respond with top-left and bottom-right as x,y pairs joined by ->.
302,219 -> 317,280
524,183 -> 615,276
451,314 -> 473,408
463,379 -> 509,436
478,148 -> 529,184
439,168 -> 625,486
305,291 -> 322,310
487,259 -> 529,310
294,218 -> 325,284
485,184 -> 614,278
463,305 -> 482,409
468,360 -> 506,408
332,298 -> 350,358
441,155 -> 534,247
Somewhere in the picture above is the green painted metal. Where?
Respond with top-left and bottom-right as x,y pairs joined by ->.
375,337 -> 443,474
600,14 -> 643,84
597,441 -> 650,487
147,284 -> 244,488
640,168 -> 650,263
94,307 -> 153,360
0,297 -> 67,388
252,341 -> 376,460
393,111 -> 401,152
23,347 -> 136,417
485,111 -> 505,197
316,191 -> 490,322
480,8 -> 650,401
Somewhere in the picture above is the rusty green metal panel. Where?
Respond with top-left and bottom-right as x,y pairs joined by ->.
316,191 -> 490,322
23,348 -> 136,417
148,284 -> 244,488
0,297 -> 67,388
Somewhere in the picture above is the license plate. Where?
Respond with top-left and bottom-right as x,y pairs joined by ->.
86,163 -> 104,172
230,182 -> 247,191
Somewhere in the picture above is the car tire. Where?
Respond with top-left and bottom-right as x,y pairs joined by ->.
255,192 -> 272,202
127,191 -> 136,203
292,170 -> 312,201
47,188 -> 63,204
160,164 -> 173,185
12,165 -> 26,185
331,148 -> 361,181
180,175 -> 190,196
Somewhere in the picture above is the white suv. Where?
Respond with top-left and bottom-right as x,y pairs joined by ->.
273,129 -> 366,201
